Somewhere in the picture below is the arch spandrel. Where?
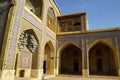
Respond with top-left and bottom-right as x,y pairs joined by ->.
87,37 -> 116,52
58,40 -> 82,51
87,39 -> 116,53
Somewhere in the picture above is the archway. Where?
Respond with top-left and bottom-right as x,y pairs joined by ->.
60,44 -> 82,75
19,70 -> 25,77
89,42 -> 117,76
43,41 -> 55,74
16,29 -> 39,77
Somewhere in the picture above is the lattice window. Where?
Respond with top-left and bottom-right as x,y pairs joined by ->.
18,31 -> 38,53
74,22 -> 81,31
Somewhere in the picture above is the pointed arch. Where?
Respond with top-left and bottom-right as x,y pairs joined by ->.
43,41 -> 55,74
57,42 -> 82,75
88,40 -> 116,52
45,41 -> 55,54
47,7 -> 56,32
15,29 -> 39,77
20,29 -> 39,43
88,41 -> 118,76
47,7 -> 56,18
58,42 -> 81,55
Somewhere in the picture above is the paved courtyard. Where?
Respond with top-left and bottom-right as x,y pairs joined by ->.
15,75 -> 120,80
46,76 -> 120,80
45,75 -> 120,80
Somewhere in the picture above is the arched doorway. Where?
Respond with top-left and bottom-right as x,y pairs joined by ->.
89,42 -> 117,76
60,44 -> 82,75
43,41 -> 54,74
19,70 -> 25,77
96,58 -> 103,72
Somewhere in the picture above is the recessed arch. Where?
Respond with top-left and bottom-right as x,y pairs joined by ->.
58,42 -> 81,55
88,40 -> 119,71
57,42 -> 82,75
47,7 -> 56,32
88,40 -> 116,52
15,29 -> 39,77
45,41 -> 55,54
89,41 -> 118,76
47,7 -> 56,18
43,41 -> 55,74
20,29 -> 40,44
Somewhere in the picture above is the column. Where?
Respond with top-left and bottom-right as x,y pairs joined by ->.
115,37 -> 120,76
36,38 -> 45,79
82,38 -> 89,77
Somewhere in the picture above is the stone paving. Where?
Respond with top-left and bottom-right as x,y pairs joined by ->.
45,76 -> 120,80
45,74 -> 120,80
15,75 -> 120,80
15,77 -> 39,80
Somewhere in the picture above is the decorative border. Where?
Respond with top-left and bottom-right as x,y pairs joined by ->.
57,39 -> 82,50
7,0 -> 24,69
23,10 -> 43,30
58,31 -> 120,39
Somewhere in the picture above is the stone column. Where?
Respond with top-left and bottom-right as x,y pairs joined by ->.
82,38 -> 89,77
36,36 -> 45,79
54,40 -> 58,75
56,49 -> 60,75
115,37 -> 120,76
54,44 -> 57,76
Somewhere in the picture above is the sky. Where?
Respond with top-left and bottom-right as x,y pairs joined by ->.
56,0 -> 120,30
